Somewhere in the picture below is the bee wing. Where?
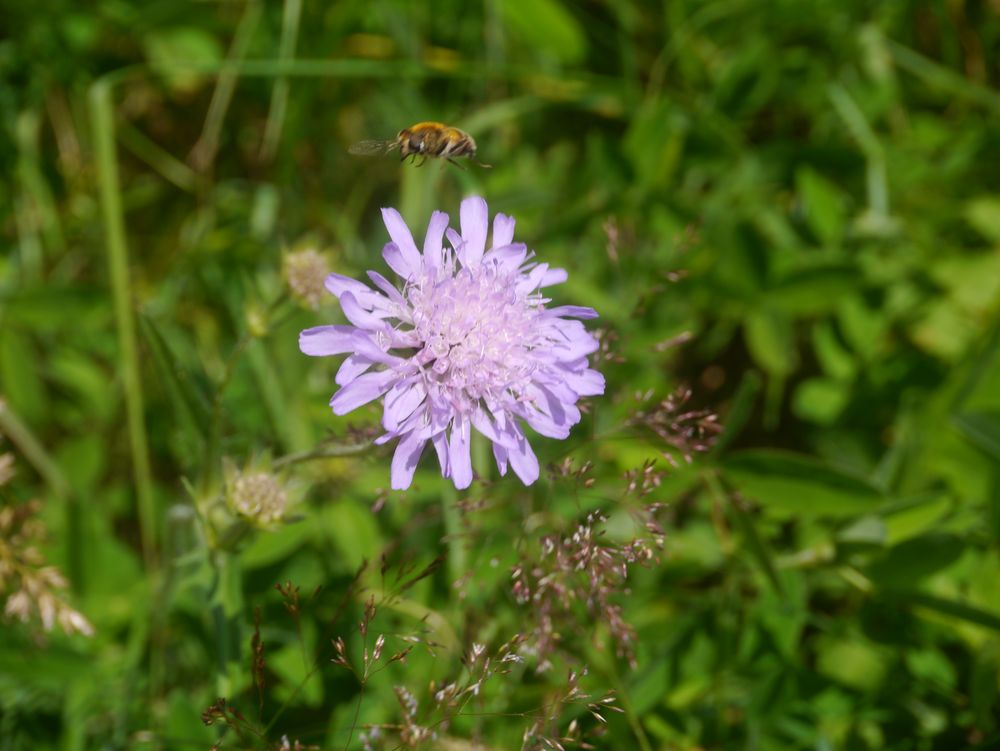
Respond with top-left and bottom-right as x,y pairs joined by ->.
347,139 -> 395,156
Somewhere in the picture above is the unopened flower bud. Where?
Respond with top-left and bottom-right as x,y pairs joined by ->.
229,471 -> 287,526
284,248 -> 331,310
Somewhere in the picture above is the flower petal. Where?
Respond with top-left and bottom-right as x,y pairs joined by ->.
381,208 -> 421,273
492,443 -> 509,476
390,431 -> 427,490
330,370 -> 396,415
336,354 -> 373,385
324,273 -> 371,300
471,406 -> 516,448
515,263 -> 550,295
382,242 -> 412,279
459,196 -> 489,267
483,243 -> 528,271
366,271 -> 406,306
383,379 -> 427,432
340,291 -> 388,331
448,416 -> 473,489
546,305 -> 599,320
299,325 -> 366,356
559,365 -> 606,396
508,435 -> 539,485
492,212 -> 516,248
518,404 -> 571,439
540,267 -> 568,287
423,210 -> 450,270
432,432 -> 451,478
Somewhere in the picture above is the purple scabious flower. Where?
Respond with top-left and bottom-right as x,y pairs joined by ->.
299,197 -> 605,490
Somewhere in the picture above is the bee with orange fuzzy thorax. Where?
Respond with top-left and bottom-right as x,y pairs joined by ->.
348,122 -> 491,169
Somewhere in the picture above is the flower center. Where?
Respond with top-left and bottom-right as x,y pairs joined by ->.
405,263 -> 542,409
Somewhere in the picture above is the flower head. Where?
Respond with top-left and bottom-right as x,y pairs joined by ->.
300,197 -> 604,490
284,246 -> 332,310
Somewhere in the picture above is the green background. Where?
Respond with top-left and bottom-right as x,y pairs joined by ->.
2,0 -> 1000,748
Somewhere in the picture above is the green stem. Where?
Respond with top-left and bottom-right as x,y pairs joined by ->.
442,485 -> 467,586
0,399 -> 69,499
272,441 -> 376,469
89,82 -> 158,574
259,0 -> 302,161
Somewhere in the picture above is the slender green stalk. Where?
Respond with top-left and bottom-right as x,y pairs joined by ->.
0,399 -> 70,500
272,441 -> 375,469
89,81 -> 158,574
189,0 -> 263,171
441,485 -> 467,586
259,0 -> 303,161
118,122 -> 200,192
827,83 -> 888,218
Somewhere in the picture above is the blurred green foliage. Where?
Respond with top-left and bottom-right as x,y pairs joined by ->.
2,0 -> 1000,749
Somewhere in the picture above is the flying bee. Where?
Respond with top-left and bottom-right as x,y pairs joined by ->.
348,122 -> 491,169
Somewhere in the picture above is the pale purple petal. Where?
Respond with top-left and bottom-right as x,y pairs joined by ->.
432,432 -> 451,478
381,208 -> 421,271
546,305 -> 599,320
382,242 -> 412,279
492,212 -> 515,248
330,370 -> 396,415
299,325 -> 367,356
446,228 -> 465,262
471,406 -> 516,448
540,268 -> 568,287
560,365 -> 606,396
324,273 -> 371,300
517,404 -> 572,439
492,443 -> 509,476
336,354 -> 374,386
483,243 -> 528,271
367,271 -> 406,306
423,211 -> 450,270
508,435 -> 539,485
383,380 -> 427,432
448,417 -> 473,489
390,430 -> 427,490
339,292 -> 389,331
515,264 -> 551,295
459,197 -> 488,267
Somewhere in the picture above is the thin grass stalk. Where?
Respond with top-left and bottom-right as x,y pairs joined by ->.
259,0 -> 303,161
88,81 -> 158,574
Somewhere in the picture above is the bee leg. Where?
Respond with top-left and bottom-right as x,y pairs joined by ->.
416,156 -> 427,167
447,158 -> 466,171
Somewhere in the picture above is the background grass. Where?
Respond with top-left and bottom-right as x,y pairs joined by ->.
3,0 -> 1000,748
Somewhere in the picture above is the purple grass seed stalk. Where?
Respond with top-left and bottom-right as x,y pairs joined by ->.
300,197 -> 605,490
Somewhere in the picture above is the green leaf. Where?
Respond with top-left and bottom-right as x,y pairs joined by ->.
953,411 -> 1000,461
899,591 -> 1000,634
143,27 -> 222,93
744,311 -> 796,376
768,267 -> 862,314
965,196 -> 1000,242
0,327 -> 47,422
241,520 -> 312,569
792,377 -> 850,425
499,0 -> 587,64
727,496 -> 784,595
724,450 -> 884,517
816,636 -> 888,690
866,534 -> 965,589
319,499 -> 382,572
139,314 -> 211,453
796,167 -> 847,245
